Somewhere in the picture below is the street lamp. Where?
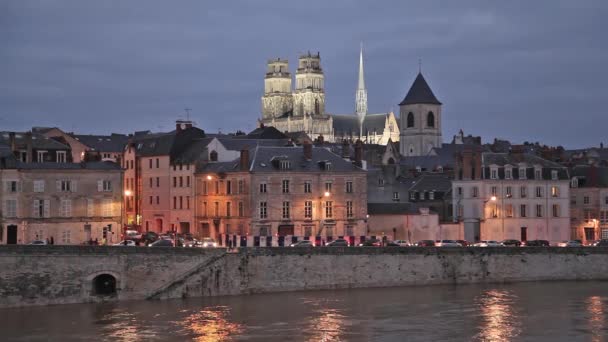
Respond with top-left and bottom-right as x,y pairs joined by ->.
207,175 -> 213,180
124,190 -> 132,197
324,191 -> 331,197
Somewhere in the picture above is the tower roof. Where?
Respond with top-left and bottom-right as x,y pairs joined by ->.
399,72 -> 442,106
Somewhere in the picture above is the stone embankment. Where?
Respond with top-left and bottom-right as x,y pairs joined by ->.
1,246 -> 607,307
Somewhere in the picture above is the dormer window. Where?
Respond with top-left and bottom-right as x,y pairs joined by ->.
535,168 -> 542,180
505,168 -> 512,180
551,170 -> 558,180
519,167 -> 527,180
279,160 -> 291,170
571,177 -> 579,188
324,162 -> 332,171
490,167 -> 498,180
378,178 -> 385,186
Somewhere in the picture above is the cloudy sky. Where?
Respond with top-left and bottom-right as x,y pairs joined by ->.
1,1 -> 607,148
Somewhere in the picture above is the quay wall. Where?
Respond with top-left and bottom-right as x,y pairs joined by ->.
1,246 -> 608,307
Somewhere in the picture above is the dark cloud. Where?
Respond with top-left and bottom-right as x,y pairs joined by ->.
1,0 -> 607,147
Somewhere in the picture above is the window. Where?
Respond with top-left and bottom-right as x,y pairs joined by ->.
305,201 -> 312,218
259,226 -> 270,237
238,180 -> 244,194
179,176 -> 183,187
600,210 -> 608,224
56,151 -> 67,163
552,204 -> 560,217
536,204 -> 543,217
33,180 -> 44,193
102,199 -> 112,217
149,196 -> 153,205
156,196 -> 159,204
346,181 -> 353,193
325,201 -> 333,218
571,195 -> 577,205
226,180 -> 232,194
238,202 -> 244,217
324,162 -> 332,171
378,178 -> 385,186
179,196 -> 183,209
187,176 -> 191,187
457,187 -> 463,196
584,209 -> 593,222
491,186 -> 498,196
32,199 -> 45,218
304,181 -> 312,193
393,192 -> 400,201
87,199 -> 94,217
156,177 -> 160,187
5,199 -> 17,218
427,111 -> 435,128
282,201 -> 290,219
58,180 -> 73,192
536,187 -> 543,198
260,183 -> 267,193
471,187 -> 479,198
505,169 -> 512,180
407,112 -> 414,128
506,186 -> 512,198
37,150 -> 47,162
505,204 -> 513,218
210,150 -> 218,161
149,159 -> 152,169
346,201 -> 353,218
203,181 -> 208,195
214,202 -> 219,217
551,170 -> 558,180
98,180 -> 111,192
226,202 -> 232,217
490,204 -> 498,218
535,169 -> 542,180
520,204 -> 527,218
304,226 -> 313,237
584,196 -> 590,205
571,178 -> 579,188
215,181 -> 219,194
4,180 -> 20,193
325,182 -> 332,193
551,186 -> 559,197
260,202 -> 267,219
60,199 -> 72,217
202,202 -> 207,217
149,178 -> 153,188
491,169 -> 498,179
156,158 -> 159,168
520,186 -> 527,198
410,191 -> 416,200
282,180 -> 290,193
173,197 -> 177,209
519,167 -> 527,180
61,230 -> 71,244
173,177 -> 177,187
605,196 -> 608,205
279,160 -> 291,170
187,196 -> 190,210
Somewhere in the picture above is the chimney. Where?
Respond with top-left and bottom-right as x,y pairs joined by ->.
25,132 -> 33,163
341,139 -> 350,159
8,132 -> 16,152
354,139 -> 363,167
303,141 -> 312,160
239,149 -> 249,171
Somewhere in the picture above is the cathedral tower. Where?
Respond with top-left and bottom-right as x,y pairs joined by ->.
355,44 -> 368,137
293,52 -> 325,117
398,72 -> 443,156
261,58 -> 293,119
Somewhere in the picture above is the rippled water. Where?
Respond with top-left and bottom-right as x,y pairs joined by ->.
2,281 -> 608,341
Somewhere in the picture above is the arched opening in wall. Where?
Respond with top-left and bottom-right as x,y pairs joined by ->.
407,112 -> 414,128
93,274 -> 117,296
210,150 -> 218,162
388,158 -> 395,165
314,99 -> 320,115
156,218 -> 163,232
427,111 -> 435,128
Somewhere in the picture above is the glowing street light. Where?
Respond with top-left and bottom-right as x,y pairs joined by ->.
124,190 -> 132,196
490,196 -> 497,202
206,175 -> 213,180
324,191 -> 331,197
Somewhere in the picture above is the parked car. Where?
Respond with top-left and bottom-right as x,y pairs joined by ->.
327,238 -> 349,247
473,240 -> 502,247
593,239 -> 608,247
200,237 -> 218,248
125,230 -> 142,241
393,240 -> 411,247
501,239 -> 522,247
523,240 -> 550,247
386,241 -> 400,247
149,239 -> 174,247
415,240 -> 436,247
28,240 -> 47,245
436,240 -> 461,247
557,240 -> 583,247
358,238 -> 382,247
290,240 -> 314,247
142,231 -> 159,243
114,240 -> 136,247
456,240 -> 469,247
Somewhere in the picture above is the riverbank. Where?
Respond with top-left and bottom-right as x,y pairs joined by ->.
1,246 -> 608,307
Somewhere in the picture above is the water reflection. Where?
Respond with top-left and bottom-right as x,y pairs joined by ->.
474,289 -> 521,341
98,309 -> 151,342
586,296 -> 605,342
179,306 -> 243,342
302,298 -> 348,342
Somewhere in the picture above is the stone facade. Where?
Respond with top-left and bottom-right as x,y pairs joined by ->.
569,166 -> 608,243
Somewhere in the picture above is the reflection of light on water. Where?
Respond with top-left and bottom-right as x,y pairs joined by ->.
180,306 -> 243,342
586,296 -> 605,342
475,289 -> 521,342
100,310 -> 152,342
306,308 -> 346,342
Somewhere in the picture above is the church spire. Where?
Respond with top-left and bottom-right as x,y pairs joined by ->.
356,43 -> 368,137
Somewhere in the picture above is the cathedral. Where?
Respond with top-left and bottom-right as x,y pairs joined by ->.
259,47 -> 400,145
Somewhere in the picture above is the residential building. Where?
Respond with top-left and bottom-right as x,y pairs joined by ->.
453,148 -> 570,244
569,165 -> 608,242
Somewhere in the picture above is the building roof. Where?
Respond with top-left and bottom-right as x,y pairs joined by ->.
246,126 -> 289,139
409,173 -> 453,192
482,152 -> 566,168
71,134 -> 130,152
8,161 -> 121,171
570,165 -> 608,187
331,113 -> 388,136
399,72 -> 442,106
0,132 -> 70,150
196,160 -> 241,174
249,146 -> 364,173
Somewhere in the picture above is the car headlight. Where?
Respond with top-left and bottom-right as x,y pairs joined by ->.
213,242 -> 217,247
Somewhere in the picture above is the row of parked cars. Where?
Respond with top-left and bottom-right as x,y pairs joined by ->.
290,239 -> 608,247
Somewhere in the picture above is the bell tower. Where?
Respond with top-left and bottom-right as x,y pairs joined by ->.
293,51 -> 325,117
398,72 -> 443,156
261,58 -> 293,119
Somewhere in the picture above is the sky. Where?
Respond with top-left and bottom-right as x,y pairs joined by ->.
1,0 -> 607,149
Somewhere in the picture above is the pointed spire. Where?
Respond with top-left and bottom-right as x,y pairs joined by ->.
358,42 -> 365,90
399,72 -> 442,106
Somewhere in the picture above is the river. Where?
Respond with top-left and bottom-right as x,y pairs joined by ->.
1,281 -> 607,341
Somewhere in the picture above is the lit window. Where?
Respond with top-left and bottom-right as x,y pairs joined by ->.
282,180 -> 290,193
259,183 -> 267,193
304,181 -> 312,193
551,186 -> 559,197
346,201 -> 353,218
282,201 -> 290,219
260,202 -> 267,219
325,201 -> 333,218
346,181 -> 353,193
304,201 -> 312,218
